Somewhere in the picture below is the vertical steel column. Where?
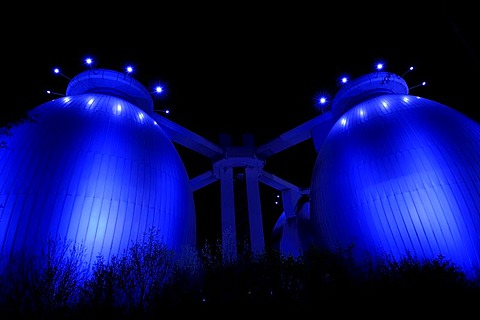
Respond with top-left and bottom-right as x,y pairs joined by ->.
215,163 -> 237,261
282,189 -> 300,219
245,164 -> 264,254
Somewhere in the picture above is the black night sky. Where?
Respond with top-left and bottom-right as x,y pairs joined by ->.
3,3 -> 479,245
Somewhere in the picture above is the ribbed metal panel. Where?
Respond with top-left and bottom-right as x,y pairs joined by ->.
0,91 -> 195,267
311,94 -> 480,277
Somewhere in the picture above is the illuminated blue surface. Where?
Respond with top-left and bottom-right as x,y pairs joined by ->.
272,200 -> 314,256
310,74 -> 480,278
0,69 -> 196,266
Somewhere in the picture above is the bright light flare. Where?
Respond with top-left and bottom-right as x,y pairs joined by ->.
409,81 -> 426,90
53,68 -> 71,80
85,57 -> 94,68
402,66 -> 414,77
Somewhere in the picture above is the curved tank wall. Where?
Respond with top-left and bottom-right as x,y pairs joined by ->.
271,196 -> 315,256
310,72 -> 480,278
0,69 -> 196,267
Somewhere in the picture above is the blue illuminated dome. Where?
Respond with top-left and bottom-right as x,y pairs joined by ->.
310,72 -> 480,278
0,69 -> 196,267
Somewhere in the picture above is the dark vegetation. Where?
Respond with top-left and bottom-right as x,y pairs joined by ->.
1,228 -> 479,319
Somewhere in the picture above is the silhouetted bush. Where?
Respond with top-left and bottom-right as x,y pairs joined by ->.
1,230 -> 480,318
0,237 -> 88,319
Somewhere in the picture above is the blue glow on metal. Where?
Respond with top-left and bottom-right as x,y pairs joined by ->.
0,69 -> 196,267
310,72 -> 480,278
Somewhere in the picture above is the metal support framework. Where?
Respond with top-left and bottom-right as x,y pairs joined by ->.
152,110 -> 333,259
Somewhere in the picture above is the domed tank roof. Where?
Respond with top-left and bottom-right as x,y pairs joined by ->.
66,68 -> 154,114
310,72 -> 480,279
330,72 -> 408,118
0,69 -> 195,267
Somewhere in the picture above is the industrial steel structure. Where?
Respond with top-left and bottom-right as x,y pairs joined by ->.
1,68 -> 480,279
